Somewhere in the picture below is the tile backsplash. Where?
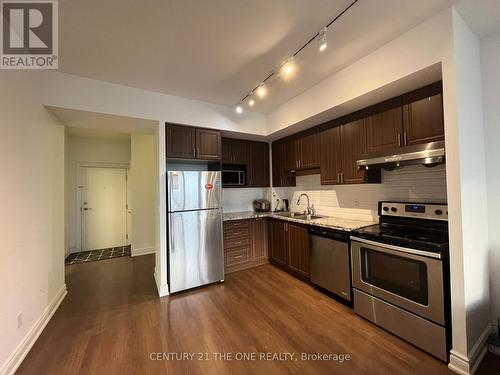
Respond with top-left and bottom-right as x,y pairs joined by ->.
222,164 -> 447,220
273,165 -> 447,221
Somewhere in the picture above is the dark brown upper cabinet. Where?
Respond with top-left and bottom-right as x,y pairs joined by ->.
272,141 -> 296,187
222,138 -> 270,188
221,138 -> 248,164
366,100 -> 404,153
320,118 -> 378,185
320,126 -> 342,185
296,132 -> 320,170
365,83 -> 444,152
403,90 -> 444,145
166,124 -> 221,160
166,124 -> 196,159
283,137 -> 297,172
196,129 -> 222,160
340,119 -> 368,184
247,141 -> 269,187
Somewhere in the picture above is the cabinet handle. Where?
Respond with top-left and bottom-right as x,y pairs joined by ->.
233,241 -> 243,245
341,173 -> 344,184
298,160 -> 301,168
403,132 -> 408,146
193,148 -> 196,157
234,255 -> 244,259
398,133 -> 401,147
337,173 -> 340,183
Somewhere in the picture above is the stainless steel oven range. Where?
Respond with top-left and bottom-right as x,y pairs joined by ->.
350,201 -> 450,362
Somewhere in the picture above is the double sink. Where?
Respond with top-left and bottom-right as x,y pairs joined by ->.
273,211 -> 324,221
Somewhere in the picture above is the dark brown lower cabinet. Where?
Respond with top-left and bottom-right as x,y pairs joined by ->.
223,218 -> 269,274
269,219 -> 310,280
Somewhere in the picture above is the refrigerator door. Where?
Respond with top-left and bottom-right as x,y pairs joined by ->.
168,208 -> 224,293
168,171 -> 221,212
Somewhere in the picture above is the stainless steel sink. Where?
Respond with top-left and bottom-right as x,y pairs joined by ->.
274,211 -> 303,218
274,212 -> 324,221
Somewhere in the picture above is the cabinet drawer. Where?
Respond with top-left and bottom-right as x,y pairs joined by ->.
224,220 -> 250,232
225,247 -> 250,267
224,236 -> 250,249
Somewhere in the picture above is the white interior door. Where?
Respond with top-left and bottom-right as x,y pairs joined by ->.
81,167 -> 128,251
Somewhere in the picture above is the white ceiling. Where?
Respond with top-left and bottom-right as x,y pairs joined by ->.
47,106 -> 158,134
59,0 -> 457,113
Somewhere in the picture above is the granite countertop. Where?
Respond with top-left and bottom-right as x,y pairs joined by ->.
222,211 -> 377,232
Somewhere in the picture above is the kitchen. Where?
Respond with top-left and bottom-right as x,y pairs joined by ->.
165,80 -> 453,361
3,1 -> 500,375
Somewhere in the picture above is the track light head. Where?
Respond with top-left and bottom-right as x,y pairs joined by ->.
235,104 -> 243,114
318,27 -> 328,52
256,84 -> 267,99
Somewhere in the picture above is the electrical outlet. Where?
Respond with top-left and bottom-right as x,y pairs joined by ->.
353,199 -> 360,208
17,312 -> 22,328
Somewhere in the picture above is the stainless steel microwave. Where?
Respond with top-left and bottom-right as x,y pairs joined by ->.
222,169 -> 246,186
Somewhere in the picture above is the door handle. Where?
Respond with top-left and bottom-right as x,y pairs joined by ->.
83,207 -> 92,211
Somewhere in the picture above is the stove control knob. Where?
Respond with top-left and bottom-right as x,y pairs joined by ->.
391,207 -> 397,212
383,206 -> 389,212
435,209 -> 443,215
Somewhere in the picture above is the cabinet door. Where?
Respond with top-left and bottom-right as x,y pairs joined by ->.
272,142 -> 295,187
340,119 -> 367,184
287,223 -> 310,278
196,129 -> 221,160
283,138 -> 298,172
231,139 -> 248,165
221,138 -> 233,163
248,142 -> 269,187
298,132 -> 320,169
403,93 -> 444,145
269,219 -> 288,267
166,124 -> 196,159
320,126 -> 342,185
366,106 -> 403,152
251,218 -> 268,261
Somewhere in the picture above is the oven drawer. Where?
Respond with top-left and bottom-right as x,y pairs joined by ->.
350,238 -> 445,325
353,289 -> 447,362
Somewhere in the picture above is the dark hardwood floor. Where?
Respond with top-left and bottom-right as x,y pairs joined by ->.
16,255 -> 498,374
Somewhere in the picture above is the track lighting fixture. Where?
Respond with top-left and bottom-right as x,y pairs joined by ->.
256,84 -> 267,99
318,27 -> 328,52
236,0 -> 358,106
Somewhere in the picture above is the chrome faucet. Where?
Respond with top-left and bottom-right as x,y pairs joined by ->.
297,193 -> 315,216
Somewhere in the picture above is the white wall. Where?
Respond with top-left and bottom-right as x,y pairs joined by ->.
43,71 -> 267,136
129,134 -> 156,256
481,29 -> 500,328
0,72 -> 66,373
65,135 -> 131,253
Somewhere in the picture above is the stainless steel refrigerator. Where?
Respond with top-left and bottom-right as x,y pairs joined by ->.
167,171 -> 224,293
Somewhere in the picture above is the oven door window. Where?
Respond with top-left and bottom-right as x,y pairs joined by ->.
361,248 -> 428,305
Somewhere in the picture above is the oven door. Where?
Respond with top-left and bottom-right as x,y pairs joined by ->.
351,237 -> 444,325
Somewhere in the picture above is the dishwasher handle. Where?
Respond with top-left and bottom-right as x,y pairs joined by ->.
309,227 -> 349,242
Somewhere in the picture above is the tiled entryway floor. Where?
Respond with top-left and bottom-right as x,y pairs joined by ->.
64,245 -> 131,265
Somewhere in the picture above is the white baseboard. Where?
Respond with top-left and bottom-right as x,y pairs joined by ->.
131,246 -> 155,257
449,324 -> 493,375
0,284 -> 67,375
154,269 -> 169,297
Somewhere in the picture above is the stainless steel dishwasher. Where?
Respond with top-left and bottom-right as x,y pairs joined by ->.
309,227 -> 351,302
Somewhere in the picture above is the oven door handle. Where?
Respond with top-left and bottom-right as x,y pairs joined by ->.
350,236 -> 442,260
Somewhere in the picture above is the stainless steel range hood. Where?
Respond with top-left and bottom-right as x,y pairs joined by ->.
357,141 -> 445,170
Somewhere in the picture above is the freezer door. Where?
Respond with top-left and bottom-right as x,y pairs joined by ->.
168,209 -> 224,293
168,171 -> 221,212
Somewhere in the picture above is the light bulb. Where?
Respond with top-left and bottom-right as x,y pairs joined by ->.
318,27 -> 327,52
248,98 -> 255,107
256,84 -> 267,99
235,105 -> 243,114
280,58 -> 296,79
